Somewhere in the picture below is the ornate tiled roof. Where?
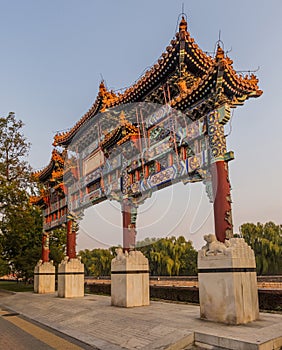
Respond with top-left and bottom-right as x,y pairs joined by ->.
52,16 -> 262,147
33,149 -> 65,182
53,90 -> 103,146
215,46 -> 262,98
100,111 -> 139,151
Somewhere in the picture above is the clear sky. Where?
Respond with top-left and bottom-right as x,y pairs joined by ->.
1,0 -> 281,250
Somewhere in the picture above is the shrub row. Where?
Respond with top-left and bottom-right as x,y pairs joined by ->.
86,283 -> 281,311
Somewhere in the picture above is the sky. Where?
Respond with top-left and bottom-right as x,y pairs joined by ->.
0,0 -> 281,250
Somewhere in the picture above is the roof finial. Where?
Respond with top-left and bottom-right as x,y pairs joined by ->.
176,8 -> 188,35
179,16 -> 187,32
99,80 -> 107,95
179,3 -> 187,32
214,30 -> 225,60
215,44 -> 225,60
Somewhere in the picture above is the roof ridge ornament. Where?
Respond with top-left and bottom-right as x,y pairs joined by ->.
214,30 -> 226,61
178,15 -> 189,42
99,80 -> 107,95
179,16 -> 187,33
215,44 -> 225,61
99,80 -> 119,111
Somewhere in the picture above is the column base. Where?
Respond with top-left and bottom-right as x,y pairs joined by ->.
57,257 -> 85,298
34,260 -> 55,294
198,235 -> 259,325
111,249 -> 150,307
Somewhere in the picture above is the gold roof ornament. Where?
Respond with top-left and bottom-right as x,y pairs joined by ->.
215,45 -> 225,61
179,16 -> 187,32
32,149 -> 65,181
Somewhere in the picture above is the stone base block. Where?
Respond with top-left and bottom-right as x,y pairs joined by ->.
57,258 -> 84,298
111,249 -> 150,307
198,235 -> 259,325
34,260 -> 55,294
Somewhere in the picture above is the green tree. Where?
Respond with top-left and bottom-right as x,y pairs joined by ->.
0,257 -> 10,276
0,204 -> 42,278
0,113 -> 66,279
49,227 -> 67,268
240,222 -> 282,275
79,248 -> 113,276
78,237 -> 198,277
0,112 -> 31,213
0,112 -> 39,278
139,236 -> 197,276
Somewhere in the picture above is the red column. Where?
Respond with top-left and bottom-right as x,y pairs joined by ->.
211,161 -> 233,242
122,200 -> 137,251
207,108 -> 233,242
66,220 -> 76,259
42,232 -> 49,262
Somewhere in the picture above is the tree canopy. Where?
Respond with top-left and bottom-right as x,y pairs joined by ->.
139,236 -> 197,276
0,112 -> 31,213
239,222 -> 282,275
0,113 -> 65,278
79,236 -> 198,277
0,112 -> 39,278
79,248 -> 113,276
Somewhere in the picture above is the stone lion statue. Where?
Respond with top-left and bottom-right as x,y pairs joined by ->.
115,248 -> 128,260
201,234 -> 230,256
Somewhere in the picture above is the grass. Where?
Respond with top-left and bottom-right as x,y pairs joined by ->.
0,281 -> 34,292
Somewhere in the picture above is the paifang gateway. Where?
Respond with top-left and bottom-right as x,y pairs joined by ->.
31,17 -> 262,261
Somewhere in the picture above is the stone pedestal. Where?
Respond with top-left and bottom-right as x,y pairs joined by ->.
198,235 -> 259,325
34,260 -> 55,294
57,257 -> 84,298
111,249 -> 149,307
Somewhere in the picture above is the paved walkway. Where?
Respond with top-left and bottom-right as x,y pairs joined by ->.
0,292 -> 281,350
0,310 -> 95,350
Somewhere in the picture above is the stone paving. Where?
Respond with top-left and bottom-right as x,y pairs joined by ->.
0,316 -> 53,350
0,292 -> 281,350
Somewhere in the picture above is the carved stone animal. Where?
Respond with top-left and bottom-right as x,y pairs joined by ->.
115,248 -> 128,260
202,234 -> 229,256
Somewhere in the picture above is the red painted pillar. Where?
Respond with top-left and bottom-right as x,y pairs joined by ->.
42,232 -> 49,262
66,220 -> 76,259
122,200 -> 137,251
208,109 -> 233,242
211,161 -> 233,242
